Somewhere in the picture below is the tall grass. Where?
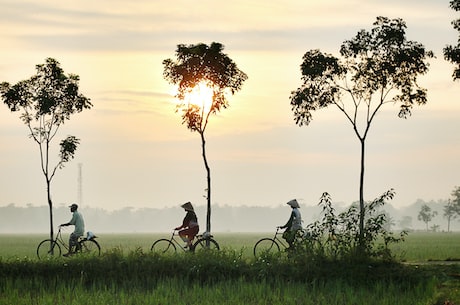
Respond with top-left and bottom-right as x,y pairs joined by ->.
0,248 -> 460,305
0,249 -> 441,305
1,232 -> 459,304
1,277 -> 438,305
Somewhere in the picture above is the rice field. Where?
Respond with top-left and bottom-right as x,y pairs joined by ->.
0,232 -> 459,304
1,231 -> 459,262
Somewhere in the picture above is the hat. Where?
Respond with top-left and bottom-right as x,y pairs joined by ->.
181,202 -> 194,211
69,203 -> 78,209
286,199 -> 300,208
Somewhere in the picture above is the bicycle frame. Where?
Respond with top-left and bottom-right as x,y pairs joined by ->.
168,231 -> 190,251
273,227 -> 290,249
163,231 -> 217,251
54,227 -> 87,252
54,227 -> 70,252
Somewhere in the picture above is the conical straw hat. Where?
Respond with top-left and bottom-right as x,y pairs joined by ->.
286,199 -> 300,208
181,201 -> 194,211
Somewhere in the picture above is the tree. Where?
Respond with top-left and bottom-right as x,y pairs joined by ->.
444,186 -> 460,232
417,204 -> 438,232
398,216 -> 413,231
443,199 -> 458,232
444,0 -> 460,80
1,58 -> 92,241
289,16 -> 433,249
163,42 -> 247,233
452,185 -> 460,206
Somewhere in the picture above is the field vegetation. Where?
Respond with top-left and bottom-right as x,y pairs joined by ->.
1,194 -> 460,304
0,232 -> 459,304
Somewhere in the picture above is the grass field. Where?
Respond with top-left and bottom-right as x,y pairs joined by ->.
1,231 -> 460,262
0,231 -> 459,304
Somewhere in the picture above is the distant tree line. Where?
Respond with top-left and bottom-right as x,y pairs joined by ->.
417,186 -> 460,232
1,198 -> 459,233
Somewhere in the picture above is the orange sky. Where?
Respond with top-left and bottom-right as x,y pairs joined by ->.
0,0 -> 459,211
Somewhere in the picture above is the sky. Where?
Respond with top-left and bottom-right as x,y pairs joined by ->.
0,0 -> 459,212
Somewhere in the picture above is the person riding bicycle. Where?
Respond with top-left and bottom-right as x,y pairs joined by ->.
60,203 -> 85,256
278,199 -> 302,249
175,202 -> 199,249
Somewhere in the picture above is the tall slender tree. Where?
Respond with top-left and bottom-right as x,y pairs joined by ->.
163,42 -> 247,233
290,17 -> 433,251
443,199 -> 458,232
1,58 -> 92,241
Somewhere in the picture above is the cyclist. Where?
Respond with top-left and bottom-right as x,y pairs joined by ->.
278,199 -> 302,249
174,202 -> 199,249
60,203 -> 85,256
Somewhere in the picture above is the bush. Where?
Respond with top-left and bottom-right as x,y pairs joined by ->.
293,190 -> 407,262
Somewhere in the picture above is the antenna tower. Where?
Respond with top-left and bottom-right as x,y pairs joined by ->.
78,163 -> 83,206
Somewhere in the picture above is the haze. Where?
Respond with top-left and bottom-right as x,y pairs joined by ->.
1,0 -> 459,213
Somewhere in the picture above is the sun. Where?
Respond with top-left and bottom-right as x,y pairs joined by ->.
185,82 -> 214,112
170,81 -> 214,113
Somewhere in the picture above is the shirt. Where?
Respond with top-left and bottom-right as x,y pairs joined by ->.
282,208 -> 302,231
180,211 -> 199,229
69,211 -> 85,236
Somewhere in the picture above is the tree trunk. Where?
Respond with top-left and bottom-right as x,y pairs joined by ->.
200,132 -> 211,234
47,179 -> 54,241
358,138 -> 365,252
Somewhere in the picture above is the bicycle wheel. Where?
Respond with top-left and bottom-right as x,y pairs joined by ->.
37,239 -> 61,259
151,239 -> 176,254
253,238 -> 280,258
193,238 -> 220,252
78,239 -> 101,256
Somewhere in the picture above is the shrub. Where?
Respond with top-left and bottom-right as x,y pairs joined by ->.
294,190 -> 407,262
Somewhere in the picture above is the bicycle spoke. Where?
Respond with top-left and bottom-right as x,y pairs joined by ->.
254,238 -> 280,258
37,240 -> 61,259
78,239 -> 101,256
193,238 -> 220,252
151,239 -> 176,254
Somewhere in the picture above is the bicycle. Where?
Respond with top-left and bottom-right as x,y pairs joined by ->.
253,227 -> 311,258
36,226 -> 101,259
151,230 -> 220,254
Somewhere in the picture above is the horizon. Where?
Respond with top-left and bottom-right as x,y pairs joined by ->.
1,0 -> 459,212
0,198 -> 455,233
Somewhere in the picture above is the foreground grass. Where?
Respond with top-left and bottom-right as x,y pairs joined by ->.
1,277 -> 438,305
1,249 -> 459,305
1,233 -> 460,304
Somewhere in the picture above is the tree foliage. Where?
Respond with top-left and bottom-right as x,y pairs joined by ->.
444,186 -> 460,232
289,16 -> 433,250
163,42 -> 247,233
0,58 -> 92,240
444,0 -> 460,80
417,204 -> 438,232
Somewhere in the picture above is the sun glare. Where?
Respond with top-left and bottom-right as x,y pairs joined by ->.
171,82 -> 214,113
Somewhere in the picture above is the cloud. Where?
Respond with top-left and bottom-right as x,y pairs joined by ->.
2,0 -> 450,54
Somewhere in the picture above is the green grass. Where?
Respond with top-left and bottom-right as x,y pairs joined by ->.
1,277 -> 439,305
0,232 -> 459,304
0,232 -> 268,259
2,231 -> 460,262
0,250 -> 449,305
389,232 -> 460,262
